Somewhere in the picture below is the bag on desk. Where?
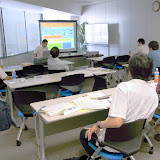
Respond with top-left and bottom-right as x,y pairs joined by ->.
0,100 -> 12,131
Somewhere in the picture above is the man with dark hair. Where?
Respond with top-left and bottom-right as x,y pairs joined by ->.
74,53 -> 158,160
33,39 -> 48,64
135,38 -> 149,54
148,41 -> 160,75
47,47 -> 69,71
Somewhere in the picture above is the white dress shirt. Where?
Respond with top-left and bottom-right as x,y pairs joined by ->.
135,45 -> 149,54
0,67 -> 7,80
33,45 -> 48,59
47,56 -> 69,71
97,79 -> 158,152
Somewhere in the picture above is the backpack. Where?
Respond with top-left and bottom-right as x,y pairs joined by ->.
0,100 -> 12,131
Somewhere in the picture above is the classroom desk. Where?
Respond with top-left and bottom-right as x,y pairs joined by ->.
31,88 -> 115,160
87,56 -> 106,67
3,65 -> 23,72
4,68 -> 115,127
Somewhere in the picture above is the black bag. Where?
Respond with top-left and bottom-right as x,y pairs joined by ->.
0,100 -> 12,131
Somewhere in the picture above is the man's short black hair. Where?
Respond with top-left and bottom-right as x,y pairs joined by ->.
50,47 -> 59,58
138,38 -> 145,44
129,53 -> 153,81
148,41 -> 159,50
42,39 -> 48,43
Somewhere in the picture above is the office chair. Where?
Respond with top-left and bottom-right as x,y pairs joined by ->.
0,78 -> 6,101
22,65 -> 45,77
102,56 -> 118,83
87,119 -> 153,160
12,90 -> 46,146
57,74 -> 84,98
92,75 -> 107,91
47,69 -> 65,74
115,55 -> 130,82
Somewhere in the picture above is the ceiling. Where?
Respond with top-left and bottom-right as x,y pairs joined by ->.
72,0 -> 108,6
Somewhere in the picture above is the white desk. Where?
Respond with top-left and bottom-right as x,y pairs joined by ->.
31,88 -> 115,160
87,56 -> 106,67
4,68 -> 115,127
3,65 -> 23,72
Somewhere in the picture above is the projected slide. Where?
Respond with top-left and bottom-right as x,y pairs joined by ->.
40,23 -> 75,50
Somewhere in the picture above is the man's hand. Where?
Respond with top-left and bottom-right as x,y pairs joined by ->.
85,124 -> 100,141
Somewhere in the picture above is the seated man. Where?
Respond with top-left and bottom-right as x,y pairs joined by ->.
47,47 -> 69,72
33,39 -> 48,65
77,53 -> 158,159
135,38 -> 149,54
148,41 -> 160,75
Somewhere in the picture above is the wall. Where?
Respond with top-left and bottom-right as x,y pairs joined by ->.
80,0 -> 160,57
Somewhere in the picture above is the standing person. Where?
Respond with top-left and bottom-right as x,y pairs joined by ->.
135,38 -> 149,54
33,39 -> 48,65
68,53 -> 158,160
148,41 -> 160,75
47,47 -> 69,72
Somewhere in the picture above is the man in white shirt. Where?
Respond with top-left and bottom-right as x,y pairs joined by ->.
78,53 -> 158,159
135,38 -> 149,54
33,39 -> 48,65
47,47 -> 69,71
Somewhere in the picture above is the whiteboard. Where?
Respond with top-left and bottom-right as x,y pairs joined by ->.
85,24 -> 108,44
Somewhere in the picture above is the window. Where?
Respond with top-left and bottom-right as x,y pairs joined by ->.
25,12 -> 42,52
0,9 -> 4,57
2,8 -> 27,56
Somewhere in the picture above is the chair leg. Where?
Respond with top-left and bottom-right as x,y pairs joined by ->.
110,73 -> 118,83
143,132 -> 154,154
146,118 -> 160,135
117,69 -> 122,82
16,117 -> 27,146
105,75 -> 110,85
89,146 -> 102,160
128,156 -> 136,160
57,89 -> 62,98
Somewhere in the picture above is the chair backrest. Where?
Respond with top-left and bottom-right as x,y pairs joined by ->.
102,56 -> 116,69
104,119 -> 146,142
22,65 -> 44,77
116,55 -> 130,65
48,69 -> 65,74
93,75 -> 107,91
12,90 -> 46,105
60,74 -> 84,93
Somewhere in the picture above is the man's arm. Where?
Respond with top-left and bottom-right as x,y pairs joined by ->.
85,117 -> 124,141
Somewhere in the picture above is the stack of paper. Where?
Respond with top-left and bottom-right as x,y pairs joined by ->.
73,96 -> 111,110
41,103 -> 80,117
86,91 -> 107,99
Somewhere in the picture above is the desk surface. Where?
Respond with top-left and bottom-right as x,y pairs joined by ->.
31,88 -> 115,124
4,68 -> 115,90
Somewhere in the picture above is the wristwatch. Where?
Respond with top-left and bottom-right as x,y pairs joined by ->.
97,121 -> 102,129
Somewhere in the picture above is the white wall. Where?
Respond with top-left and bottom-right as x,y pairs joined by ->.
80,0 -> 160,57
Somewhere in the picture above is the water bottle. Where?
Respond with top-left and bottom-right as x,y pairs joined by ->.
154,68 -> 159,83
12,69 -> 16,80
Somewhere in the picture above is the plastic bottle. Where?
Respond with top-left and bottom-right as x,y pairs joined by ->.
12,69 -> 16,80
154,68 -> 159,83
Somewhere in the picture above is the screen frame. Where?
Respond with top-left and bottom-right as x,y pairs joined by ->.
39,20 -> 77,53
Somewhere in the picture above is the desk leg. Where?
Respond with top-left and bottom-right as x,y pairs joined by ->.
38,116 -> 46,160
7,87 -> 20,127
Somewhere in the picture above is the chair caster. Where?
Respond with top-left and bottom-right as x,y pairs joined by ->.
16,140 -> 21,146
149,147 -> 154,154
127,158 -> 131,160
25,126 -> 28,130
116,80 -> 118,83
144,138 -> 148,142
108,82 -> 110,85
120,79 -> 122,82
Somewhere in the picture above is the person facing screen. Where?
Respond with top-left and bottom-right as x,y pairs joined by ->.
47,47 -> 69,71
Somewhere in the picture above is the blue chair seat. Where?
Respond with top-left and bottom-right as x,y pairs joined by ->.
153,113 -> 160,119
102,66 -> 112,69
88,142 -> 124,160
18,110 -> 37,117
56,90 -> 82,96
0,89 -> 6,93
116,66 -> 124,69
